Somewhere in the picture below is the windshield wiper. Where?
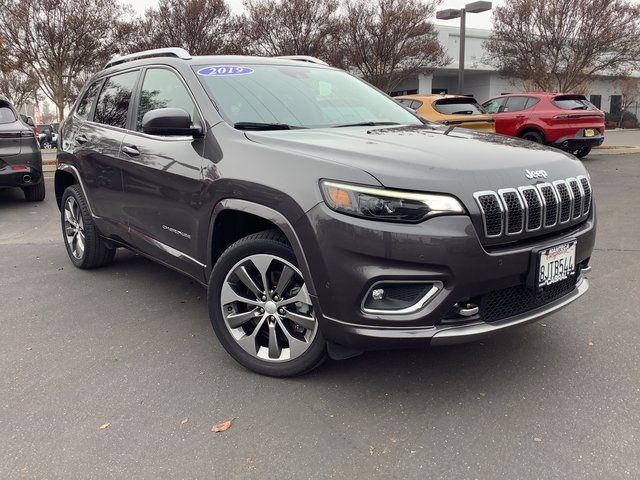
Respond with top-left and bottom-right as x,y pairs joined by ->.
332,121 -> 401,128
234,122 -> 305,131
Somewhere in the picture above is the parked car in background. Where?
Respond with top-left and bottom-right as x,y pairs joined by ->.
482,93 -> 605,158
19,114 -> 39,136
0,97 -> 45,201
396,94 -> 495,133
37,123 -> 58,149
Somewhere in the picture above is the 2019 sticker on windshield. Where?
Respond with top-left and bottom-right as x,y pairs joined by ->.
197,66 -> 254,77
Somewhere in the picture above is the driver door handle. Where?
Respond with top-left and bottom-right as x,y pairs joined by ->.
122,145 -> 140,157
75,135 -> 88,145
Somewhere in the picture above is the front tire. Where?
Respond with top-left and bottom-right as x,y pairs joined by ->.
208,230 -> 327,377
61,185 -> 116,269
22,179 -> 45,202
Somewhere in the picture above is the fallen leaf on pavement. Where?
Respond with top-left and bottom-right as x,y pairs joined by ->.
212,419 -> 233,432
588,341 -> 594,346
99,422 -> 110,430
533,437 -> 542,443
180,418 -> 189,425
479,392 -> 486,397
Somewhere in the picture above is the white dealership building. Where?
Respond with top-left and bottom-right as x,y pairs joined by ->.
392,25 -> 638,117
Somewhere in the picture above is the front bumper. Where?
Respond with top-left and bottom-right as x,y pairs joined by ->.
297,203 -> 595,350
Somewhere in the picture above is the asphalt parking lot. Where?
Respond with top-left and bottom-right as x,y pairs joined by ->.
1,152 -> 639,479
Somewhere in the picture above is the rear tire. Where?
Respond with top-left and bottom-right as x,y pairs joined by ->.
61,185 -> 116,269
520,131 -> 544,144
574,147 -> 591,159
208,230 -> 327,377
22,179 -> 45,202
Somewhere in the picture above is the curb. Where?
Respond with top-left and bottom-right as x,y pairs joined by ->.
592,147 -> 640,155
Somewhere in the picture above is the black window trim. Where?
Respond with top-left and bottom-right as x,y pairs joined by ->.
72,65 -> 142,135
126,64 -> 205,142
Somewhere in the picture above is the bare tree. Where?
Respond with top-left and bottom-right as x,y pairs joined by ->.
0,0 -> 135,121
618,77 -> 640,124
241,0 -> 341,58
0,71 -> 39,112
133,0 -> 238,55
335,0 -> 447,93
485,0 -> 640,93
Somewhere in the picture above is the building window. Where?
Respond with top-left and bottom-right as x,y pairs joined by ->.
589,95 -> 602,109
610,95 -> 622,115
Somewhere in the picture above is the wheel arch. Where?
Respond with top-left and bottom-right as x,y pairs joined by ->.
207,199 -> 317,296
517,125 -> 546,142
54,168 -> 77,210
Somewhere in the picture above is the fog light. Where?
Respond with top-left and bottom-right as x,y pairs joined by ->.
371,288 -> 385,300
362,281 -> 443,314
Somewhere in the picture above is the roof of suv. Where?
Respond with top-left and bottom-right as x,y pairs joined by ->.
104,48 -> 330,72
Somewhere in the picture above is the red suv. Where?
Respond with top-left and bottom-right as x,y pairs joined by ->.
482,93 -> 605,158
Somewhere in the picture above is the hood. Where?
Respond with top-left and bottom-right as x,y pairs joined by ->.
244,125 -> 587,197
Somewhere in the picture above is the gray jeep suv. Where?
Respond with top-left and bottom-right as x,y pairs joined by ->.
55,49 -> 595,376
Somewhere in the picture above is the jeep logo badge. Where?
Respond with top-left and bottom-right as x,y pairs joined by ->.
525,169 -> 548,179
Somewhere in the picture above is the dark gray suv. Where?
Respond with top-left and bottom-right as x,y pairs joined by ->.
55,48 -> 595,376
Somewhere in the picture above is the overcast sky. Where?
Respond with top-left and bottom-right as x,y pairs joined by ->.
125,0 -> 501,29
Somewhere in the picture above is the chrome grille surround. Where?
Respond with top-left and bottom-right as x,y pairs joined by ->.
517,185 -> 543,232
552,179 -> 573,224
475,176 -> 592,239
536,182 -> 559,228
498,188 -> 525,235
578,175 -> 592,216
567,177 -> 584,220
473,191 -> 504,238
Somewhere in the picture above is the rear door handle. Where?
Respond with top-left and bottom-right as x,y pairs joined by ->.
75,135 -> 88,145
122,145 -> 140,157
516,115 -> 526,119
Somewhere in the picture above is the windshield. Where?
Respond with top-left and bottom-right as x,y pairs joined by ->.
193,64 -> 421,129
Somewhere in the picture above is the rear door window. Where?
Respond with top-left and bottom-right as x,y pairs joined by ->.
434,98 -> 484,115
94,71 -> 139,129
482,98 -> 506,114
76,81 -> 102,120
410,100 -> 423,109
504,96 -> 528,112
135,68 -> 197,131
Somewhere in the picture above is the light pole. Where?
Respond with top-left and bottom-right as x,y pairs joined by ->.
436,1 -> 492,95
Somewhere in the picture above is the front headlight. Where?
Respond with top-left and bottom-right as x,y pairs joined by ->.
320,180 -> 465,223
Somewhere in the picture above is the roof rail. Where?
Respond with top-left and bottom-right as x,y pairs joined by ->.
276,55 -> 329,66
105,48 -> 192,69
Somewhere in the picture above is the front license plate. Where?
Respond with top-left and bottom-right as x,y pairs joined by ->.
584,128 -> 595,137
537,241 -> 576,287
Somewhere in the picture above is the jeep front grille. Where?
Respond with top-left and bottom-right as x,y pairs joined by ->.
474,176 -> 591,239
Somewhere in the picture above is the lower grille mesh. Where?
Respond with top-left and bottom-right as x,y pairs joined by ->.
481,276 -> 578,322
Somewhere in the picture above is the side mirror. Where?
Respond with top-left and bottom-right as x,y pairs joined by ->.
141,108 -> 202,137
26,117 -> 35,127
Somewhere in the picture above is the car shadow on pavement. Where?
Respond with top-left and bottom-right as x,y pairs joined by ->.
104,248 -> 570,405
0,186 -> 28,206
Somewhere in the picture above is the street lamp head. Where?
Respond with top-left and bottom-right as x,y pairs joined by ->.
436,9 -> 462,20
465,1 -> 492,14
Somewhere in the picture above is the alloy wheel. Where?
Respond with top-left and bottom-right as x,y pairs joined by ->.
220,254 -> 317,362
64,196 -> 85,259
